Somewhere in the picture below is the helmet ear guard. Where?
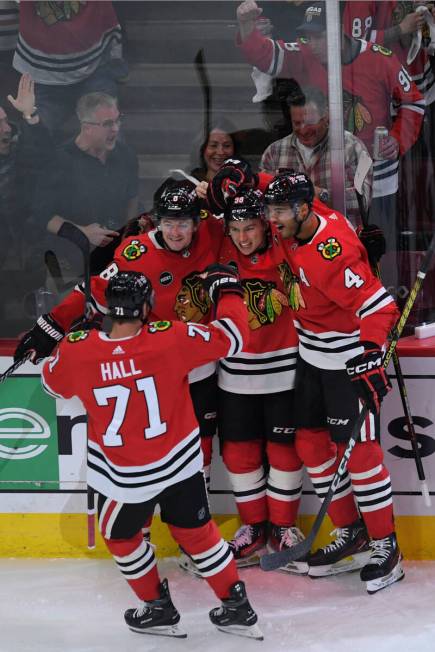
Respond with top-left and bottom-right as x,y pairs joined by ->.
105,271 -> 154,320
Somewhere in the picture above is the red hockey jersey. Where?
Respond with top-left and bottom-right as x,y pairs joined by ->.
42,295 -> 248,503
238,29 -> 424,197
51,214 -> 225,382
218,231 -> 298,394
275,203 -> 399,371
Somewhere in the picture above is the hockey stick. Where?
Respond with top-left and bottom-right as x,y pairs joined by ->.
356,192 -> 431,507
58,222 -> 96,549
260,231 -> 435,571
0,353 -> 31,385
194,49 -> 211,144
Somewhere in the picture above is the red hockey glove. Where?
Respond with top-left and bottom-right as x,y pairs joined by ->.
345,342 -> 392,415
201,264 -> 244,305
14,314 -> 64,364
207,158 -> 258,214
356,224 -> 386,266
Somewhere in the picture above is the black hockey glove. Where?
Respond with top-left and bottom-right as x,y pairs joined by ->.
357,224 -> 386,266
14,314 -> 64,364
207,158 -> 258,214
345,342 -> 392,415
70,311 -> 104,333
201,264 -> 244,305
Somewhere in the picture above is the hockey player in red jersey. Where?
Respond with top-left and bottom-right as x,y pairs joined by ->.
264,171 -> 404,594
41,268 -> 263,640
217,188 -> 305,572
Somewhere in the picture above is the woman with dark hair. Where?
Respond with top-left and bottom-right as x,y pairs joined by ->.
191,119 -> 237,183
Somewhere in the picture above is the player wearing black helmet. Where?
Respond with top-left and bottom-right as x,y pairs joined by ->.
218,188 -> 305,573
263,171 -> 404,594
41,269 -> 263,641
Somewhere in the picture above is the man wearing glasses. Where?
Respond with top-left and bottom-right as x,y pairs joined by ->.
32,92 -> 138,279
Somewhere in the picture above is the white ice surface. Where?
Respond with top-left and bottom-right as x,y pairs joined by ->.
1,559 -> 435,652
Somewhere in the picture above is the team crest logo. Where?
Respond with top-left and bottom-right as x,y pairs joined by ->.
343,90 -> 372,133
371,43 -> 392,57
243,279 -> 288,329
318,237 -> 342,261
174,272 -> 210,323
121,239 -> 147,261
67,330 -> 89,343
200,209 -> 209,220
35,1 -> 86,26
148,320 -> 172,333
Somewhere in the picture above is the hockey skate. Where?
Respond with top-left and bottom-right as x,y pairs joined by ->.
228,522 -> 267,567
209,580 -> 263,640
360,532 -> 405,594
177,547 -> 202,579
308,519 -> 371,577
124,578 -> 187,638
267,524 -> 309,574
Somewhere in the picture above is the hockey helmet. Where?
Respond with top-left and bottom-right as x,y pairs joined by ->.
154,180 -> 201,223
224,188 -> 266,223
264,172 -> 314,208
106,271 -> 154,319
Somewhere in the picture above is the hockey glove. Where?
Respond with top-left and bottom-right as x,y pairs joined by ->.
14,314 -> 64,364
207,158 -> 258,214
345,342 -> 392,415
201,264 -> 244,305
357,224 -> 386,266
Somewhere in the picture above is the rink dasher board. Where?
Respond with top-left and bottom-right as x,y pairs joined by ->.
0,353 -> 434,558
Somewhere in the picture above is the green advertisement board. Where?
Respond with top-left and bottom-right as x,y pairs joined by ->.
0,376 -> 59,490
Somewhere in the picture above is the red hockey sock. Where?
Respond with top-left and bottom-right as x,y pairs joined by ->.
169,520 -> 239,599
104,531 -> 160,601
296,428 -> 359,527
222,439 -> 268,524
266,440 -> 303,526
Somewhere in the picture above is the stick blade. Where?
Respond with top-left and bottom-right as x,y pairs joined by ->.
259,538 -> 311,571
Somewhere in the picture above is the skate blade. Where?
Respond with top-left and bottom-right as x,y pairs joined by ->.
309,551 -> 372,577
216,622 -> 264,640
128,624 -> 187,638
366,561 -> 405,595
235,547 -> 267,568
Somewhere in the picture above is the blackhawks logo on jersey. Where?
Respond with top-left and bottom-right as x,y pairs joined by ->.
67,330 -> 89,343
148,320 -> 172,333
343,90 -> 372,133
36,1 -> 86,26
122,239 -> 147,262
318,237 -> 342,261
243,278 -> 288,330
173,272 -> 211,323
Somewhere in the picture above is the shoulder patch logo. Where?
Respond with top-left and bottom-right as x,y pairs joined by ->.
67,330 -> 89,343
160,271 -> 173,286
318,237 -> 342,261
148,320 -> 172,333
371,43 -> 392,57
122,239 -> 147,261
200,209 -> 209,220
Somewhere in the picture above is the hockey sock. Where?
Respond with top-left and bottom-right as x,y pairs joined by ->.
104,532 -> 161,601
341,441 -> 395,539
266,440 -> 303,526
296,428 -> 359,527
169,520 -> 238,599
222,439 -> 268,524
200,435 -> 213,491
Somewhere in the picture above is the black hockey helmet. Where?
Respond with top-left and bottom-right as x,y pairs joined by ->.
264,172 -> 314,208
154,180 -> 201,223
106,271 -> 154,319
224,188 -> 266,223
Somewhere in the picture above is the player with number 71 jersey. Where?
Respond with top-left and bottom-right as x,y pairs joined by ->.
277,199 -> 398,371
41,294 -> 248,504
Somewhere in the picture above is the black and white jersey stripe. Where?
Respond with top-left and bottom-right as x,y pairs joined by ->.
294,321 -> 362,370
218,346 -> 298,394
357,288 -> 394,319
214,317 -> 244,357
411,60 -> 435,103
113,540 -> 157,581
87,428 -> 203,503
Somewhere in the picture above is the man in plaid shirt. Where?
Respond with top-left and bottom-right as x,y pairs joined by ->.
260,86 -> 372,227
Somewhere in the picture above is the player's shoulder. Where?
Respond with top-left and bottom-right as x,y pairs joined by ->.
62,329 -> 96,349
366,41 -> 393,58
115,232 -> 152,265
146,320 -> 176,335
312,209 -> 361,265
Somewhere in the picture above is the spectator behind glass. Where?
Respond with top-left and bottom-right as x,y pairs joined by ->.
32,92 -> 138,285
260,86 -> 373,226
12,1 -> 126,136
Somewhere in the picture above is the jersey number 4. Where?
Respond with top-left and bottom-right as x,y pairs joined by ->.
93,378 -> 167,447
344,267 -> 364,289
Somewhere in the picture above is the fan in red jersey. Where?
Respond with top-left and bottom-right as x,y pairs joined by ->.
216,188 -> 306,573
264,171 -> 404,595
41,268 -> 263,641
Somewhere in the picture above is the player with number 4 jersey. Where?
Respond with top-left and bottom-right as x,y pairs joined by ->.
265,171 -> 403,595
